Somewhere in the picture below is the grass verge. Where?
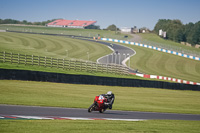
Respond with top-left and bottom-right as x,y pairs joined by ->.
139,33 -> 200,55
0,32 -> 112,61
0,80 -> 200,114
0,25 -> 131,40
0,120 -> 200,133
109,40 -> 200,83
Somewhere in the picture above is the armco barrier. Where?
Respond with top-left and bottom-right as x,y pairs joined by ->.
101,38 -> 200,61
0,68 -> 199,91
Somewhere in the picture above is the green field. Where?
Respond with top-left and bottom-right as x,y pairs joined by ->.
1,80 -> 200,114
113,41 -> 200,83
0,25 -> 131,40
1,120 -> 200,133
139,33 -> 200,56
0,32 -> 112,61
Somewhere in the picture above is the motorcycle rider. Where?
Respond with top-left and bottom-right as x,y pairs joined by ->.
100,91 -> 115,109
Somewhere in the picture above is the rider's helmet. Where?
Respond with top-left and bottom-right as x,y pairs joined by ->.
107,91 -> 112,96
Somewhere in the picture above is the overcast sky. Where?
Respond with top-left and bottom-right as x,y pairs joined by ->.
0,0 -> 200,30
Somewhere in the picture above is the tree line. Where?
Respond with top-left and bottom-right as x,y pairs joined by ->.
154,19 -> 200,46
0,18 -> 56,26
0,18 -> 100,29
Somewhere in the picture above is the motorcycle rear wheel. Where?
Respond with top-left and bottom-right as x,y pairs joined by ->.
99,109 -> 104,113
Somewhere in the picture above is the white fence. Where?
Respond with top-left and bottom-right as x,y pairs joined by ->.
0,51 -> 129,75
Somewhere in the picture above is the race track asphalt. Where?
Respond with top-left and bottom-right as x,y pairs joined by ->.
0,105 -> 200,120
79,38 -> 137,73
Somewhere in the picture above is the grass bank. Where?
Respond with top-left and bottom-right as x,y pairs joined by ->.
1,80 -> 200,114
0,32 -> 112,61
110,40 -> 200,83
139,33 -> 200,56
0,25 -> 131,40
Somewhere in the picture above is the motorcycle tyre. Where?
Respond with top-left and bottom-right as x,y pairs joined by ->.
99,109 -> 105,113
88,103 -> 96,113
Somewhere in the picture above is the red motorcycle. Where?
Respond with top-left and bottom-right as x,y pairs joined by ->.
88,95 -> 108,113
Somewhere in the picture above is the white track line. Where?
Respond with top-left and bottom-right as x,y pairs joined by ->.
1,115 -> 146,121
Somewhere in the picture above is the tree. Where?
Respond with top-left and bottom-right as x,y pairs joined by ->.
106,24 -> 118,31
187,21 -> 200,45
154,19 -> 200,45
183,22 -> 194,42
154,19 -> 184,42
22,20 -> 28,24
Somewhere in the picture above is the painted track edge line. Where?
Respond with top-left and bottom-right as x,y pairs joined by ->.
0,115 -> 146,121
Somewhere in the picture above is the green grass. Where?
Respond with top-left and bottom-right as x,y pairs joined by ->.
0,32 -> 112,61
0,25 -> 131,40
111,41 -> 200,83
139,33 -> 200,56
1,80 -> 200,114
131,45 -> 200,83
0,120 -> 200,133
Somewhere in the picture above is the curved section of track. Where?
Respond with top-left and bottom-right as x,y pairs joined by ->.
0,105 -> 200,121
79,38 -> 137,73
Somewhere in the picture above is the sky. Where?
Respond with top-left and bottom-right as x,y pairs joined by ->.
0,0 -> 200,30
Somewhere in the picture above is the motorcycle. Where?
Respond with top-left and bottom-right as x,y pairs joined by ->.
88,95 -> 108,113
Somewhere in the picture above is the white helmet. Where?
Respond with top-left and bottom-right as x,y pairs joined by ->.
107,91 -> 112,96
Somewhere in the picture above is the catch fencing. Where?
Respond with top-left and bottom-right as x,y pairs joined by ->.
0,51 -> 129,75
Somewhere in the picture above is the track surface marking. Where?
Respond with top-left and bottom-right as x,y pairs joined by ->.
0,105 -> 200,121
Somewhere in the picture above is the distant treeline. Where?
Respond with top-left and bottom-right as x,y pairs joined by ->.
0,18 -> 100,29
0,18 -> 56,26
154,19 -> 200,46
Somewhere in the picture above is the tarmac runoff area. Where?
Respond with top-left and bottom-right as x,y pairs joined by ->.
0,105 -> 200,121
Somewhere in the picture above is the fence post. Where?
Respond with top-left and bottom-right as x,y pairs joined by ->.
57,58 -> 59,68
106,64 -> 108,73
45,56 -> 46,67
3,51 -> 5,63
115,65 -> 118,74
38,56 -> 40,66
69,59 -> 71,70
63,59 -> 65,69
80,61 -> 82,71
25,54 -> 27,65
32,55 -> 33,66
18,53 -> 20,64
11,52 -> 13,64
96,63 -> 98,72
86,61 -> 88,72
51,57 -> 53,68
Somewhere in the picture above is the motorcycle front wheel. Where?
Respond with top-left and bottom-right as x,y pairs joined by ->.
88,103 -> 96,112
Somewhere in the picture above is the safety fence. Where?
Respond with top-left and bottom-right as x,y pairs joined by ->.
0,51 -> 129,75
101,38 -> 200,61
